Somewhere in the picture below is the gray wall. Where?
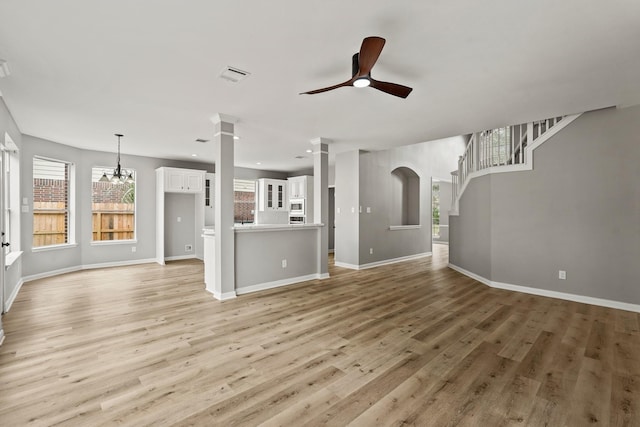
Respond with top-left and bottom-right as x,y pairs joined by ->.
18,134 -> 298,278
334,150 -> 360,266
450,106 -> 640,305
336,136 -> 465,267
20,135 -> 217,277
164,193 -> 196,258
235,228 -> 319,290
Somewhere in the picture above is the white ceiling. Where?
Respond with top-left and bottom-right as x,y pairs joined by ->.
0,1 -> 639,172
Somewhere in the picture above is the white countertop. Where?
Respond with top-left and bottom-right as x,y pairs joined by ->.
203,223 -> 324,235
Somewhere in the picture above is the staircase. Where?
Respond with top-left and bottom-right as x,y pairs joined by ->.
451,113 -> 581,214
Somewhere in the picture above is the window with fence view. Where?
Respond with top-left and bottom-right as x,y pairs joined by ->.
92,167 -> 135,241
33,157 -> 71,248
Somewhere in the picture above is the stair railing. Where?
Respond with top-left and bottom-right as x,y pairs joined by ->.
451,114 -> 579,214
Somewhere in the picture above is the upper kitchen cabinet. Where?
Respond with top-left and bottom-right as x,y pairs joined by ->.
257,178 -> 287,211
161,167 -> 205,193
288,175 -> 313,199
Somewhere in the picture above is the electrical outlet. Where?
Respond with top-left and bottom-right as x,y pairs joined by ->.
559,270 -> 566,280
177,217 -> 182,223
281,259 -> 287,268
369,248 -> 373,254
185,244 -> 193,252
131,246 -> 136,253
366,207 -> 371,213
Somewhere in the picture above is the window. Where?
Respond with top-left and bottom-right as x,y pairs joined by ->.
91,167 -> 135,242
33,157 -> 74,248
390,167 -> 420,226
234,179 -> 255,224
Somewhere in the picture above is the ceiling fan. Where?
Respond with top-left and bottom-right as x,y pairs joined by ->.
301,36 -> 413,99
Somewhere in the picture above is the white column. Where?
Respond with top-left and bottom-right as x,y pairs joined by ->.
311,137 -> 330,278
212,113 -> 237,300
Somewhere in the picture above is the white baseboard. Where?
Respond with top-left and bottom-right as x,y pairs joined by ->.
164,255 -> 198,262
236,273 -> 327,296
448,263 -> 640,313
211,290 -> 237,301
22,266 -> 83,283
23,258 -> 159,283
336,252 -> 432,271
4,278 -> 24,313
81,258 -> 157,270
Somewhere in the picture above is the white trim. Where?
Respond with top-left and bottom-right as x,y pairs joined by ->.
23,258 -> 157,282
23,266 -> 82,282
4,278 -> 24,312
90,239 -> 137,246
0,329 -> 4,347
164,255 -> 198,262
336,252 -> 432,270
210,290 -> 237,301
80,258 -> 157,271
213,131 -> 235,138
334,261 -> 360,269
448,263 -> 640,314
234,223 -> 324,233
32,243 -> 78,252
236,273 -> 325,295
389,225 -> 422,231
5,250 -> 22,268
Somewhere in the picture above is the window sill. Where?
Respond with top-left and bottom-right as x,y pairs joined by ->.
389,225 -> 422,231
5,251 -> 23,269
32,243 -> 78,252
91,239 -> 137,246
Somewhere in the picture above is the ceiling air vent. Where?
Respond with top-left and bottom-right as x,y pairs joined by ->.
195,138 -> 209,143
219,66 -> 250,83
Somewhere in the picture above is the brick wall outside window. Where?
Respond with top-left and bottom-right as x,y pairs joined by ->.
234,191 -> 254,223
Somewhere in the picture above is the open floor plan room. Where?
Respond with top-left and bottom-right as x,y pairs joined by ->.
0,245 -> 638,426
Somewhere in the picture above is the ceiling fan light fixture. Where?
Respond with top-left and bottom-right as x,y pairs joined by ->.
353,77 -> 370,88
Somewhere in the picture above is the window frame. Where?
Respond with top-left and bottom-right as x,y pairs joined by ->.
90,166 -> 137,245
32,156 -> 76,251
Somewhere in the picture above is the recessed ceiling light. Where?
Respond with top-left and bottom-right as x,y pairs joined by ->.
191,154 -> 198,157
233,136 -> 240,140
306,149 -> 312,153
256,162 -> 262,165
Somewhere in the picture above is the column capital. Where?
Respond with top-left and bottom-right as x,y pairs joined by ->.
310,137 -> 331,154
310,137 -> 332,146
211,113 -> 238,125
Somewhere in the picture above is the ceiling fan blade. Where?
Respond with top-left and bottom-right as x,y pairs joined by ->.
369,78 -> 413,98
357,37 -> 386,76
300,78 -> 354,95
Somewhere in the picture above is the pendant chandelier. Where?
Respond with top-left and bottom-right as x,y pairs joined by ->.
99,133 -> 134,184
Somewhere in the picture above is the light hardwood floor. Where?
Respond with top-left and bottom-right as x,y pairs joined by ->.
1,245 -> 639,426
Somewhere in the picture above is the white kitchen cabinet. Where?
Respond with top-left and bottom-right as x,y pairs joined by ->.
257,178 -> 287,211
163,167 -> 205,193
288,175 -> 313,199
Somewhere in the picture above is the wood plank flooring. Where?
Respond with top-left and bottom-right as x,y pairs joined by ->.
1,245 -> 639,426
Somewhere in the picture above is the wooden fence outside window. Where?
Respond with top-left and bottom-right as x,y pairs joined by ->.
33,202 -> 134,247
